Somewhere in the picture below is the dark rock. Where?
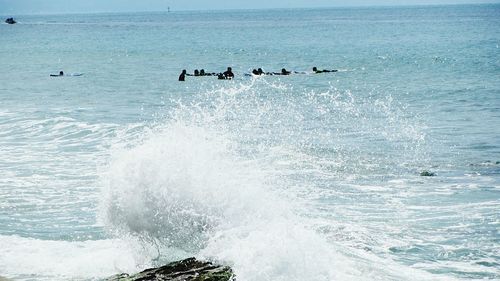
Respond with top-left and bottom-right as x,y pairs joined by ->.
420,170 -> 436,177
105,257 -> 234,281
5,18 -> 16,24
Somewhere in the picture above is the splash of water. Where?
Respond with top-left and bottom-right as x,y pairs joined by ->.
100,80 -> 438,280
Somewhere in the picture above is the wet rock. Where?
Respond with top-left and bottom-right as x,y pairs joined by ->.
105,257 -> 234,281
420,170 -> 436,177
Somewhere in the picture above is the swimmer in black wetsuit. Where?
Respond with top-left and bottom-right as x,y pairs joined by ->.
179,69 -> 186,81
274,68 -> 291,75
313,67 -> 338,73
223,67 -> 234,79
50,71 -> 64,77
200,69 -> 216,76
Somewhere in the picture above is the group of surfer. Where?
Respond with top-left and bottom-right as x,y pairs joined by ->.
179,67 -> 234,81
49,66 -> 335,80
179,66 -> 337,81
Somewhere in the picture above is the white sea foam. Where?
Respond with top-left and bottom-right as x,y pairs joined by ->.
0,80 -> 482,280
0,235 -> 148,280
99,82 -> 450,281
100,122 -> 405,280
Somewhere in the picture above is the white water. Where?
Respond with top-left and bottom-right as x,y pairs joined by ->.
97,82 -> 452,281
1,75 -> 498,280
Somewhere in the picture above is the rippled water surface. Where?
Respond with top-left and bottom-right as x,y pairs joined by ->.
0,5 -> 499,280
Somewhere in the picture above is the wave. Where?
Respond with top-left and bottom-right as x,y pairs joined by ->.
99,80 -> 445,281
0,79 -> 465,280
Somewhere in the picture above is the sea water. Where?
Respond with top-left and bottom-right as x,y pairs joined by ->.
0,4 -> 499,280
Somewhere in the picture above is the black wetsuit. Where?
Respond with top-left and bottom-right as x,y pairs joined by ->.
223,70 -> 234,79
179,72 -> 186,81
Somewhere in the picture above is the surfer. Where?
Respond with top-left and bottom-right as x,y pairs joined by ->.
178,69 -> 186,81
50,71 -> 64,77
249,68 -> 267,76
313,67 -> 338,73
200,69 -> 216,76
274,68 -> 291,75
223,67 -> 234,79
251,68 -> 267,75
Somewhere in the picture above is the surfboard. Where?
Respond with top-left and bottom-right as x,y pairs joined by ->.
50,73 -> 83,77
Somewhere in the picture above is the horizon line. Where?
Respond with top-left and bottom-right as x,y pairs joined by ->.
1,2 -> 499,17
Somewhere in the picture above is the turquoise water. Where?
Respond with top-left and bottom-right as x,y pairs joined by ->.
1,4 -> 499,280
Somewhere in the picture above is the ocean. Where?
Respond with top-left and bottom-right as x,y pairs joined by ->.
0,4 -> 499,280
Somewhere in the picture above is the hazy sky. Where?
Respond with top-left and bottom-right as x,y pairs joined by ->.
1,0 -> 499,15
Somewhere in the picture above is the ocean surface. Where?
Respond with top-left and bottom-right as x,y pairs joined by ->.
1,4 -> 499,280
